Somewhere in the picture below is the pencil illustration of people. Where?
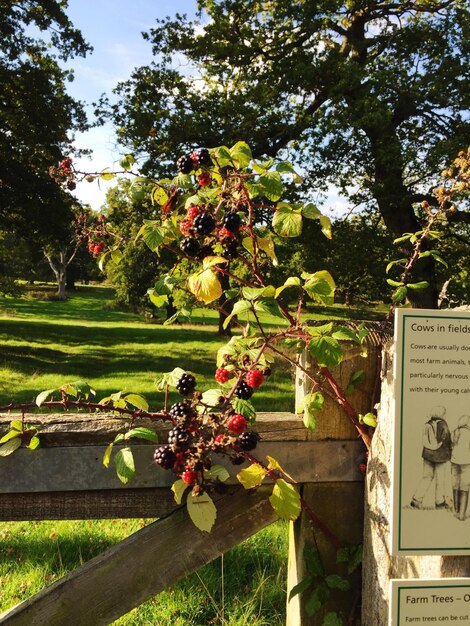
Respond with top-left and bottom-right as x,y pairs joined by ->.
410,405 -> 452,510
451,415 -> 470,521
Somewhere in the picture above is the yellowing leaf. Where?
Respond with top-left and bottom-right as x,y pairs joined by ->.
172,479 -> 189,504
152,186 -> 169,205
319,215 -> 332,239
187,492 -> 217,532
0,437 -> 22,457
269,479 -> 301,520
202,255 -> 227,270
237,463 -> 267,489
188,269 -> 222,304
266,455 -> 296,483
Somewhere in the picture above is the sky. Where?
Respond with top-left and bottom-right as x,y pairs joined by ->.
64,0 -> 198,210
63,0 -> 348,216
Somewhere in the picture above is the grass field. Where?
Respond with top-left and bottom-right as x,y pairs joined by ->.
0,284 -> 382,623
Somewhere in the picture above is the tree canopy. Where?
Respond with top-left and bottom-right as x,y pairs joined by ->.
101,0 -> 469,306
0,0 -> 91,243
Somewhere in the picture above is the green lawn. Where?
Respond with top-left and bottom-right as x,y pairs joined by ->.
0,284 -> 291,624
0,284 -> 380,623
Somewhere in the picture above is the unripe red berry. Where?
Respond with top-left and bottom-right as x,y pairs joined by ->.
245,369 -> 265,389
179,219 -> 192,235
181,468 -> 199,485
197,172 -> 211,187
187,205 -> 200,220
227,414 -> 246,435
219,227 -> 235,240
215,368 -> 230,384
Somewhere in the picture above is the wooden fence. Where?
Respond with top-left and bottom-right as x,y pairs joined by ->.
0,324 -> 384,624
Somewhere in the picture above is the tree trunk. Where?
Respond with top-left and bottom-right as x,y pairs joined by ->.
364,124 -> 438,308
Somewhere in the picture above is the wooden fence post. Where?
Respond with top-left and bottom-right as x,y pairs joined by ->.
287,323 -> 385,625
361,344 -> 470,624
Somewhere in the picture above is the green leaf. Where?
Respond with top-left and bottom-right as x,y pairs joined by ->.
222,299 -> 251,329
10,420 -> 23,431
0,438 -> 22,456
172,479 -> 188,504
229,141 -> 252,168
110,249 -> 123,265
237,463 -> 267,489
141,221 -> 166,252
386,278 -> 404,287
154,367 -> 187,391
332,327 -> 358,342
28,436 -> 40,450
114,447 -> 136,484
360,412 -> 377,428
304,543 -> 324,577
385,258 -> 407,273
187,492 -> 217,532
306,322 -> 334,337
231,398 -> 257,423
36,388 -> 56,407
301,203 -> 321,219
392,286 -> 408,303
148,291 -> 168,308
337,543 -> 363,574
213,145 -> 233,167
350,369 -> 366,385
269,479 -> 301,521
100,168 -> 115,181
288,576 -> 314,600
253,297 -> 285,320
325,574 -> 350,591
272,206 -> 302,237
297,391 -> 324,431
62,381 -> 95,400
305,586 -> 329,617
102,442 -> 114,468
275,276 -> 302,299
242,286 -> 275,300
124,394 -> 149,412
257,171 -> 284,201
0,430 -> 22,444
201,389 -> 224,407
406,281 -> 429,290
204,464 -> 230,482
308,336 -> 343,368
323,612 -> 343,626
303,271 -> 336,305
124,427 -> 157,443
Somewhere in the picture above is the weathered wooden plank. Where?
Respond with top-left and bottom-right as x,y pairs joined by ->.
0,440 -> 364,493
0,412 -> 305,445
0,486 -> 278,626
0,488 -> 178,520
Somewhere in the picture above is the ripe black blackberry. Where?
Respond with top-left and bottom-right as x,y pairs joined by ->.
222,240 -> 239,259
169,402 -> 194,422
234,380 -> 254,400
238,431 -> 260,451
176,372 -> 196,395
193,211 -> 215,236
223,212 -> 242,231
193,147 -> 212,167
176,154 -> 194,174
153,445 -> 176,469
168,425 -> 192,449
180,237 -> 200,257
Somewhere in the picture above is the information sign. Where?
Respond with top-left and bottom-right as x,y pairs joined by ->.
393,309 -> 470,554
390,578 -> 470,625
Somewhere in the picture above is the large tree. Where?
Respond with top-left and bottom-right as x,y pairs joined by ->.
101,0 -> 469,307
0,1 -> 91,247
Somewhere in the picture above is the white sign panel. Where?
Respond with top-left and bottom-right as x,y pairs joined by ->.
390,578 -> 470,625
393,309 -> 470,555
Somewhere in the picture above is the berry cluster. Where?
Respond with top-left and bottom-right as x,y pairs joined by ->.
88,241 -> 104,256
49,158 -> 76,190
176,147 -> 213,175
152,372 -> 261,494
